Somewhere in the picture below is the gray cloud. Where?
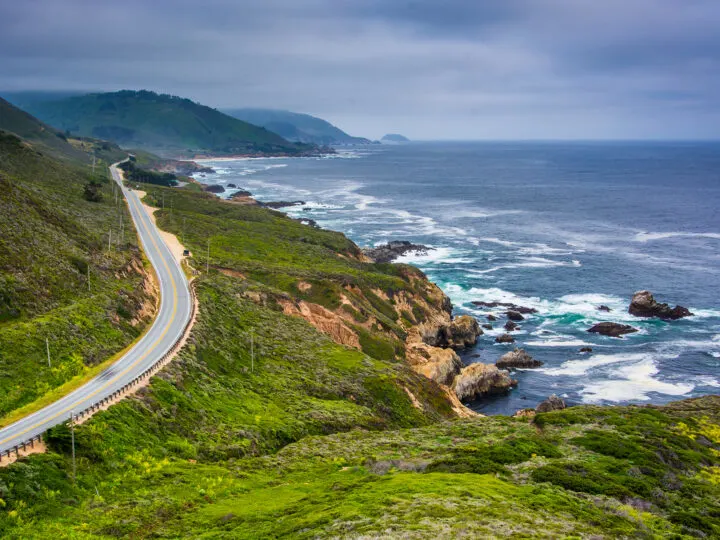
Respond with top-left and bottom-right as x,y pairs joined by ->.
1,0 -> 719,139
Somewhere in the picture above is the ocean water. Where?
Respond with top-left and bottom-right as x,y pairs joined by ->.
195,142 -> 720,414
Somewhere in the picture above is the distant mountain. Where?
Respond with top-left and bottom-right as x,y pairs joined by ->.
224,108 -> 369,145
0,96 -> 125,164
19,90 -> 314,158
381,134 -> 410,143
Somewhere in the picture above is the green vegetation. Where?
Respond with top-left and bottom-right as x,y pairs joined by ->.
1,394 -> 718,537
21,90 -> 318,158
0,120 -> 155,418
118,160 -> 178,187
0,122 -> 717,537
0,97 -> 126,165
224,108 -> 370,145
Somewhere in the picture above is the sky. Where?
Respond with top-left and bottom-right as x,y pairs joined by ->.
1,0 -> 719,140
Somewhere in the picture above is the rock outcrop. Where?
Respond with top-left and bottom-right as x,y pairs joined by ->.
579,346 -> 593,353
587,322 -> 638,338
406,342 -> 462,386
628,290 -> 693,320
444,315 -> 483,349
419,315 -> 483,350
536,394 -> 566,413
597,305 -> 611,312
453,363 -> 517,401
203,184 -> 225,193
496,348 -> 543,369
504,320 -> 519,332
260,200 -> 306,209
362,241 -> 431,263
495,333 -> 516,344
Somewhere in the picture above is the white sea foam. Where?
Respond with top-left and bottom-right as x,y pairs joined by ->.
525,340 -> 594,348
542,352 -> 647,377
579,358 -> 694,403
634,231 -> 720,243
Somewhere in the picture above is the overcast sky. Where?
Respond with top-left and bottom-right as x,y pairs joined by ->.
2,0 -> 719,139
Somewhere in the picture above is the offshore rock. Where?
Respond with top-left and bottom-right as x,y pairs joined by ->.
453,363 -> 517,401
629,290 -> 693,320
487,314 -> 497,321
504,320 -> 519,332
506,310 -> 525,321
495,333 -> 516,344
362,241 -> 431,264
598,305 -> 611,312
587,322 -> 638,338
496,348 -> 543,369
203,184 -> 225,193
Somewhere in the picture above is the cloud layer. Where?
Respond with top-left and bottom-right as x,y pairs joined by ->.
1,0 -> 719,139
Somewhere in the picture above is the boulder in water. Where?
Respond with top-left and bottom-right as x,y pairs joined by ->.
504,320 -> 519,332
496,348 -> 543,369
482,323 -> 493,330
506,310 -> 525,321
587,322 -> 638,338
495,333 -> 516,344
487,314 -> 497,322
579,346 -> 593,353
628,290 -> 693,320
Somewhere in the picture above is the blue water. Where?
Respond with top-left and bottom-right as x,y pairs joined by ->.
195,142 -> 720,414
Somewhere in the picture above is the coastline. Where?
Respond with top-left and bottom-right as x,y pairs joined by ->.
186,148 -> 720,415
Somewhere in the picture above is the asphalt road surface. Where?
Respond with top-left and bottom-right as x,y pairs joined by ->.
0,162 -> 192,454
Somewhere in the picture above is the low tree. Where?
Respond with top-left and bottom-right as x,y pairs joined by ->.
83,181 -> 103,202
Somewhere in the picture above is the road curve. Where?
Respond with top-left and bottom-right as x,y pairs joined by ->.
0,162 -> 192,455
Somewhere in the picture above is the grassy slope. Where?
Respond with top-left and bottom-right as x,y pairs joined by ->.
0,131 -> 155,418
23,91 -> 310,158
0,180 -> 717,538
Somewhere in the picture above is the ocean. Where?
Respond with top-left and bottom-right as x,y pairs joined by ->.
194,141 -> 720,415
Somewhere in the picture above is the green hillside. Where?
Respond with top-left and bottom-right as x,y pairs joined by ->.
0,104 -> 156,419
21,90 -> 315,158
0,97 -> 127,165
224,108 -> 370,145
0,161 -> 718,537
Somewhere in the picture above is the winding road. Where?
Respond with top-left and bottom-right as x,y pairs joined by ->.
0,162 -> 193,456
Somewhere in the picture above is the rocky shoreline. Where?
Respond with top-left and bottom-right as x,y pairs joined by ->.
194,172 -> 701,414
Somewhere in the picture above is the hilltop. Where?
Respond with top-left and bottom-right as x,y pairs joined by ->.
0,97 -> 126,164
224,108 -> 370,145
18,90 -> 317,158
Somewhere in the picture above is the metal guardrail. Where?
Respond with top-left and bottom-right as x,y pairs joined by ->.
0,281 -> 197,463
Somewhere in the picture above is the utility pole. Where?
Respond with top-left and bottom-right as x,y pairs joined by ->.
251,333 -> 254,373
206,238 -> 210,274
92,152 -> 96,176
46,338 -> 51,368
70,411 -> 76,483
87,264 -> 91,292
108,230 -> 112,251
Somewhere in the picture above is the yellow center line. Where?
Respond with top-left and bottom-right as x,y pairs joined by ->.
0,173 -> 183,446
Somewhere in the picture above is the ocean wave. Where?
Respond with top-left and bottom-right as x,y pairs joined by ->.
466,257 -> 580,275
634,231 -> 720,243
541,352 -> 650,377
579,357 -> 694,403
525,339 -> 594,348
